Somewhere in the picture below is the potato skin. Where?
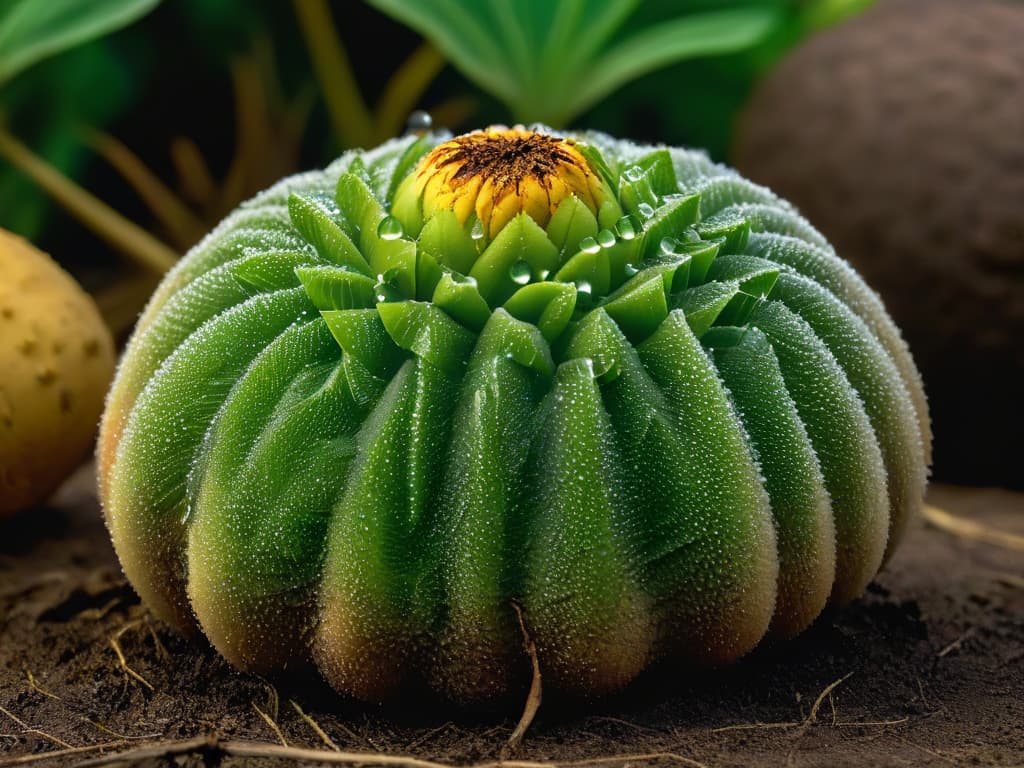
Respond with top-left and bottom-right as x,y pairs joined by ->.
0,229 -> 115,516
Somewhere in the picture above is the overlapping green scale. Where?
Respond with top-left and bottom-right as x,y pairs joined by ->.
98,130 -> 930,705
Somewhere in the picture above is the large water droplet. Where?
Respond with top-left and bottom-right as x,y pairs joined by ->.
405,110 -> 433,134
637,203 -> 656,220
575,280 -> 592,295
615,215 -> 636,240
623,263 -> 639,277
660,236 -> 679,256
624,165 -> 644,183
579,236 -> 600,254
597,229 -> 616,248
377,215 -> 403,240
470,217 -> 485,241
509,260 -> 532,285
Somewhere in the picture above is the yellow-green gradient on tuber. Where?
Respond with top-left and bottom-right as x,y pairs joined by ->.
98,128 -> 929,704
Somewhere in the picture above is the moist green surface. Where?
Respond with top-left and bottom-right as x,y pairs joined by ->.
99,131 -> 929,703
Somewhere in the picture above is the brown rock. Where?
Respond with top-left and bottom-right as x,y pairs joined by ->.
734,0 -> 1024,487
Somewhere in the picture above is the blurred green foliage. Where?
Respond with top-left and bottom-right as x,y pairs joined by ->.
584,0 -> 878,157
0,40 -> 136,236
0,0 -> 157,84
370,0 -> 877,157
367,0 -> 783,127
0,0 -> 159,238
0,0 -> 877,249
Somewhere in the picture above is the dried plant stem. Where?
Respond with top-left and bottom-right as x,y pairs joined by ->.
794,672 -> 853,736
937,627 -> 976,658
922,504 -> 1024,553
834,718 -> 909,727
0,741 -> 123,766
375,42 -> 446,138
170,136 -> 217,208
0,705 -> 73,749
404,723 -> 453,751
711,672 -> 855,737
994,573 -> 1024,590
0,126 -> 178,274
292,0 -> 374,148
25,671 -> 60,700
504,600 -> 542,755
109,621 -> 155,691
108,636 -> 153,691
806,673 -> 853,724
712,721 -> 800,733
253,702 -> 289,747
24,670 -> 159,741
80,127 -> 206,249
290,700 -> 340,752
32,735 -> 709,768
56,736 -> 215,768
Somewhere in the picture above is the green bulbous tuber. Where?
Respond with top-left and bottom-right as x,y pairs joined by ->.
98,128 -> 929,704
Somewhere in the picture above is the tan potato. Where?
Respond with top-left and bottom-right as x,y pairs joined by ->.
0,228 -> 115,516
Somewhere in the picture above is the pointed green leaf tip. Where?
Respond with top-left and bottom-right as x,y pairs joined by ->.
98,127 -> 930,705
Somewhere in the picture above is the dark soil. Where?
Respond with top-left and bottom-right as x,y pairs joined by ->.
1,464 -> 1022,767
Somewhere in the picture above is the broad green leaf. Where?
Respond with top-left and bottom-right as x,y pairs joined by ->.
365,0 -> 520,107
569,7 -> 782,122
0,0 -> 159,85
367,0 -> 783,127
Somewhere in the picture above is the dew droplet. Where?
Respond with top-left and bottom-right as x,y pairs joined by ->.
624,165 -> 644,183
405,110 -> 433,134
660,236 -> 679,256
579,236 -> 600,254
509,260 -> 532,285
377,215 -> 403,240
597,229 -> 616,248
470,217 -> 485,241
575,280 -> 592,295
615,215 -> 636,240
624,263 -> 639,277
637,202 -> 656,220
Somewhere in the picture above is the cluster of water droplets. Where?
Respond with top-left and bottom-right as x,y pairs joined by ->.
99,127 -> 934,704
